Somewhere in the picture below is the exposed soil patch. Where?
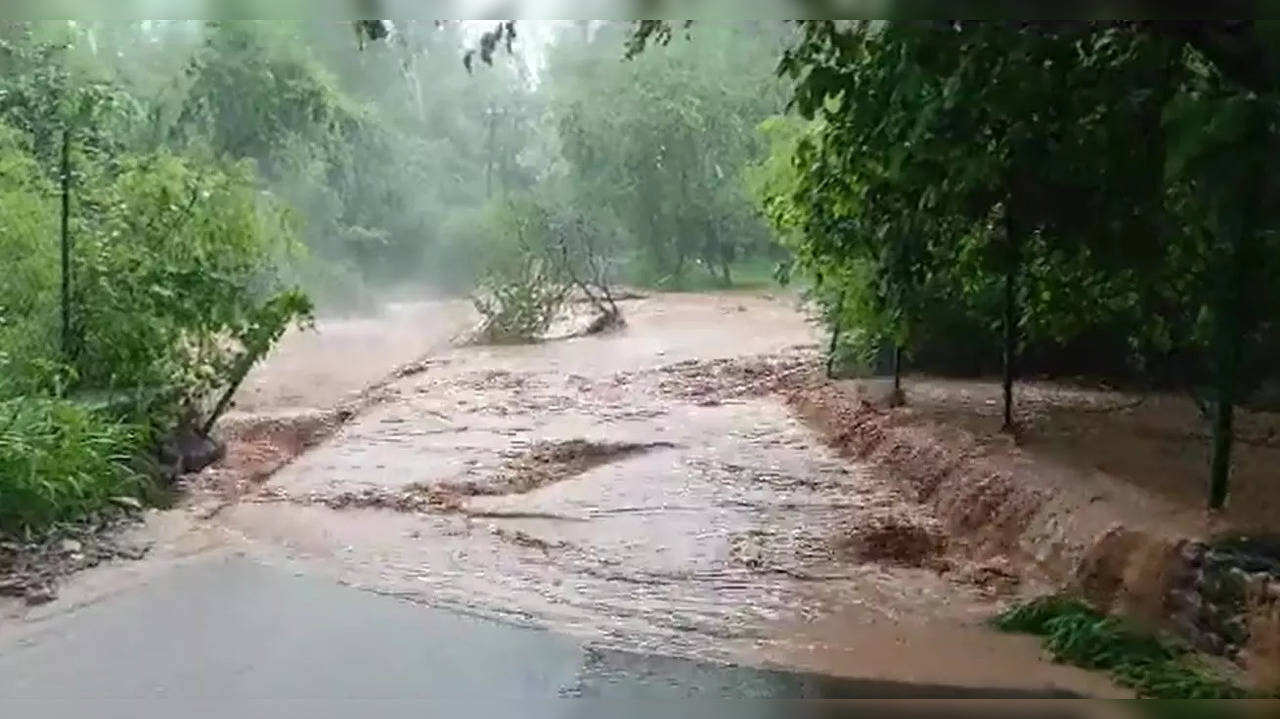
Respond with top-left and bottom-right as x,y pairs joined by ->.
901,377 -> 1280,533
787,385 -> 1049,567
785,373 -> 1280,684
252,438 -> 680,515
838,516 -> 950,570
197,410 -> 340,499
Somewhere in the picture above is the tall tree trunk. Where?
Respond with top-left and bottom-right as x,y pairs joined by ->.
1002,202 -> 1020,433
1208,98 -> 1267,510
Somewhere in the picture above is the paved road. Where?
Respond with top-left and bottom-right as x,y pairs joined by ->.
0,558 -> 1086,717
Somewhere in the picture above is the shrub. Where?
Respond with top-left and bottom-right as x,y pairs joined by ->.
67,153 -> 312,420
0,132 -> 312,535
993,596 -> 1249,699
471,256 -> 568,344
0,125 -> 61,395
0,398 -> 145,536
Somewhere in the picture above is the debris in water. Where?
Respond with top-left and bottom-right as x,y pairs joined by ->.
839,516 -> 949,570
0,510 -> 151,606
493,527 -> 567,552
651,352 -> 815,404
447,439 -> 678,497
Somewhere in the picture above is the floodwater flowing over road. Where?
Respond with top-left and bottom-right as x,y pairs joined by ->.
224,295 -> 963,651
0,293 -> 1123,702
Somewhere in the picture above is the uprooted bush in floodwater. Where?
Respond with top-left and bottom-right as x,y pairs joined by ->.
469,197 -> 627,344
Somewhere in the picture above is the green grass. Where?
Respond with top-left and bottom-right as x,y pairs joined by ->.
0,397 -> 147,537
992,596 -> 1250,699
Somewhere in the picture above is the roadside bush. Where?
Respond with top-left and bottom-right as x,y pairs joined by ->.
68,151 -> 313,427
0,398 -> 145,536
993,596 -> 1249,699
0,133 -> 312,534
0,125 -> 60,395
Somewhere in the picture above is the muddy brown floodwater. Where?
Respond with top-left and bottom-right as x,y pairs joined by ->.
213,292 -> 1115,696
5,293 -> 1122,697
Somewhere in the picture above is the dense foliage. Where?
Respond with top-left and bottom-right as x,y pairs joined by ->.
8,17 -> 1277,524
756,20 -> 1280,507
0,20 -> 792,533
0,24 -> 313,534
0,398 -> 145,535
540,22 -> 791,289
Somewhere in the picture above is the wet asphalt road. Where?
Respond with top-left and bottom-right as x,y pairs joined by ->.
0,558 -> 1084,718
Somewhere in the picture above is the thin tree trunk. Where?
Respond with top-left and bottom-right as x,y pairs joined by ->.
893,345 -> 903,392
826,291 -> 846,379
485,104 -> 496,200
1209,348 -> 1238,510
60,128 -> 72,364
1002,203 -> 1020,433
890,344 -> 905,407
203,340 -> 269,437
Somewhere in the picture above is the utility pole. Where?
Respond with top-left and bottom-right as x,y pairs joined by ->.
60,127 -> 73,362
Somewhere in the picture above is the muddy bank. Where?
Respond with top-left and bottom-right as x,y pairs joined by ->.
787,376 -> 1279,685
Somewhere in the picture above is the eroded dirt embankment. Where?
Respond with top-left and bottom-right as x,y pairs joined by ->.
786,375 -> 1280,686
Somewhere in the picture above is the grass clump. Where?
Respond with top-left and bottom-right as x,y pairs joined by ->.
0,397 -> 146,537
992,595 -> 1249,699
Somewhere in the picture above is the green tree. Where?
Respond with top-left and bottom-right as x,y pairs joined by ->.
770,20 -> 1280,507
548,23 -> 788,288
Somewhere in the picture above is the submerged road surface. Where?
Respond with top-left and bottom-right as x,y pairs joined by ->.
0,557 -> 1085,715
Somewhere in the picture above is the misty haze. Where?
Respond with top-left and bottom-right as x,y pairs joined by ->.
2,18 -> 1280,710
